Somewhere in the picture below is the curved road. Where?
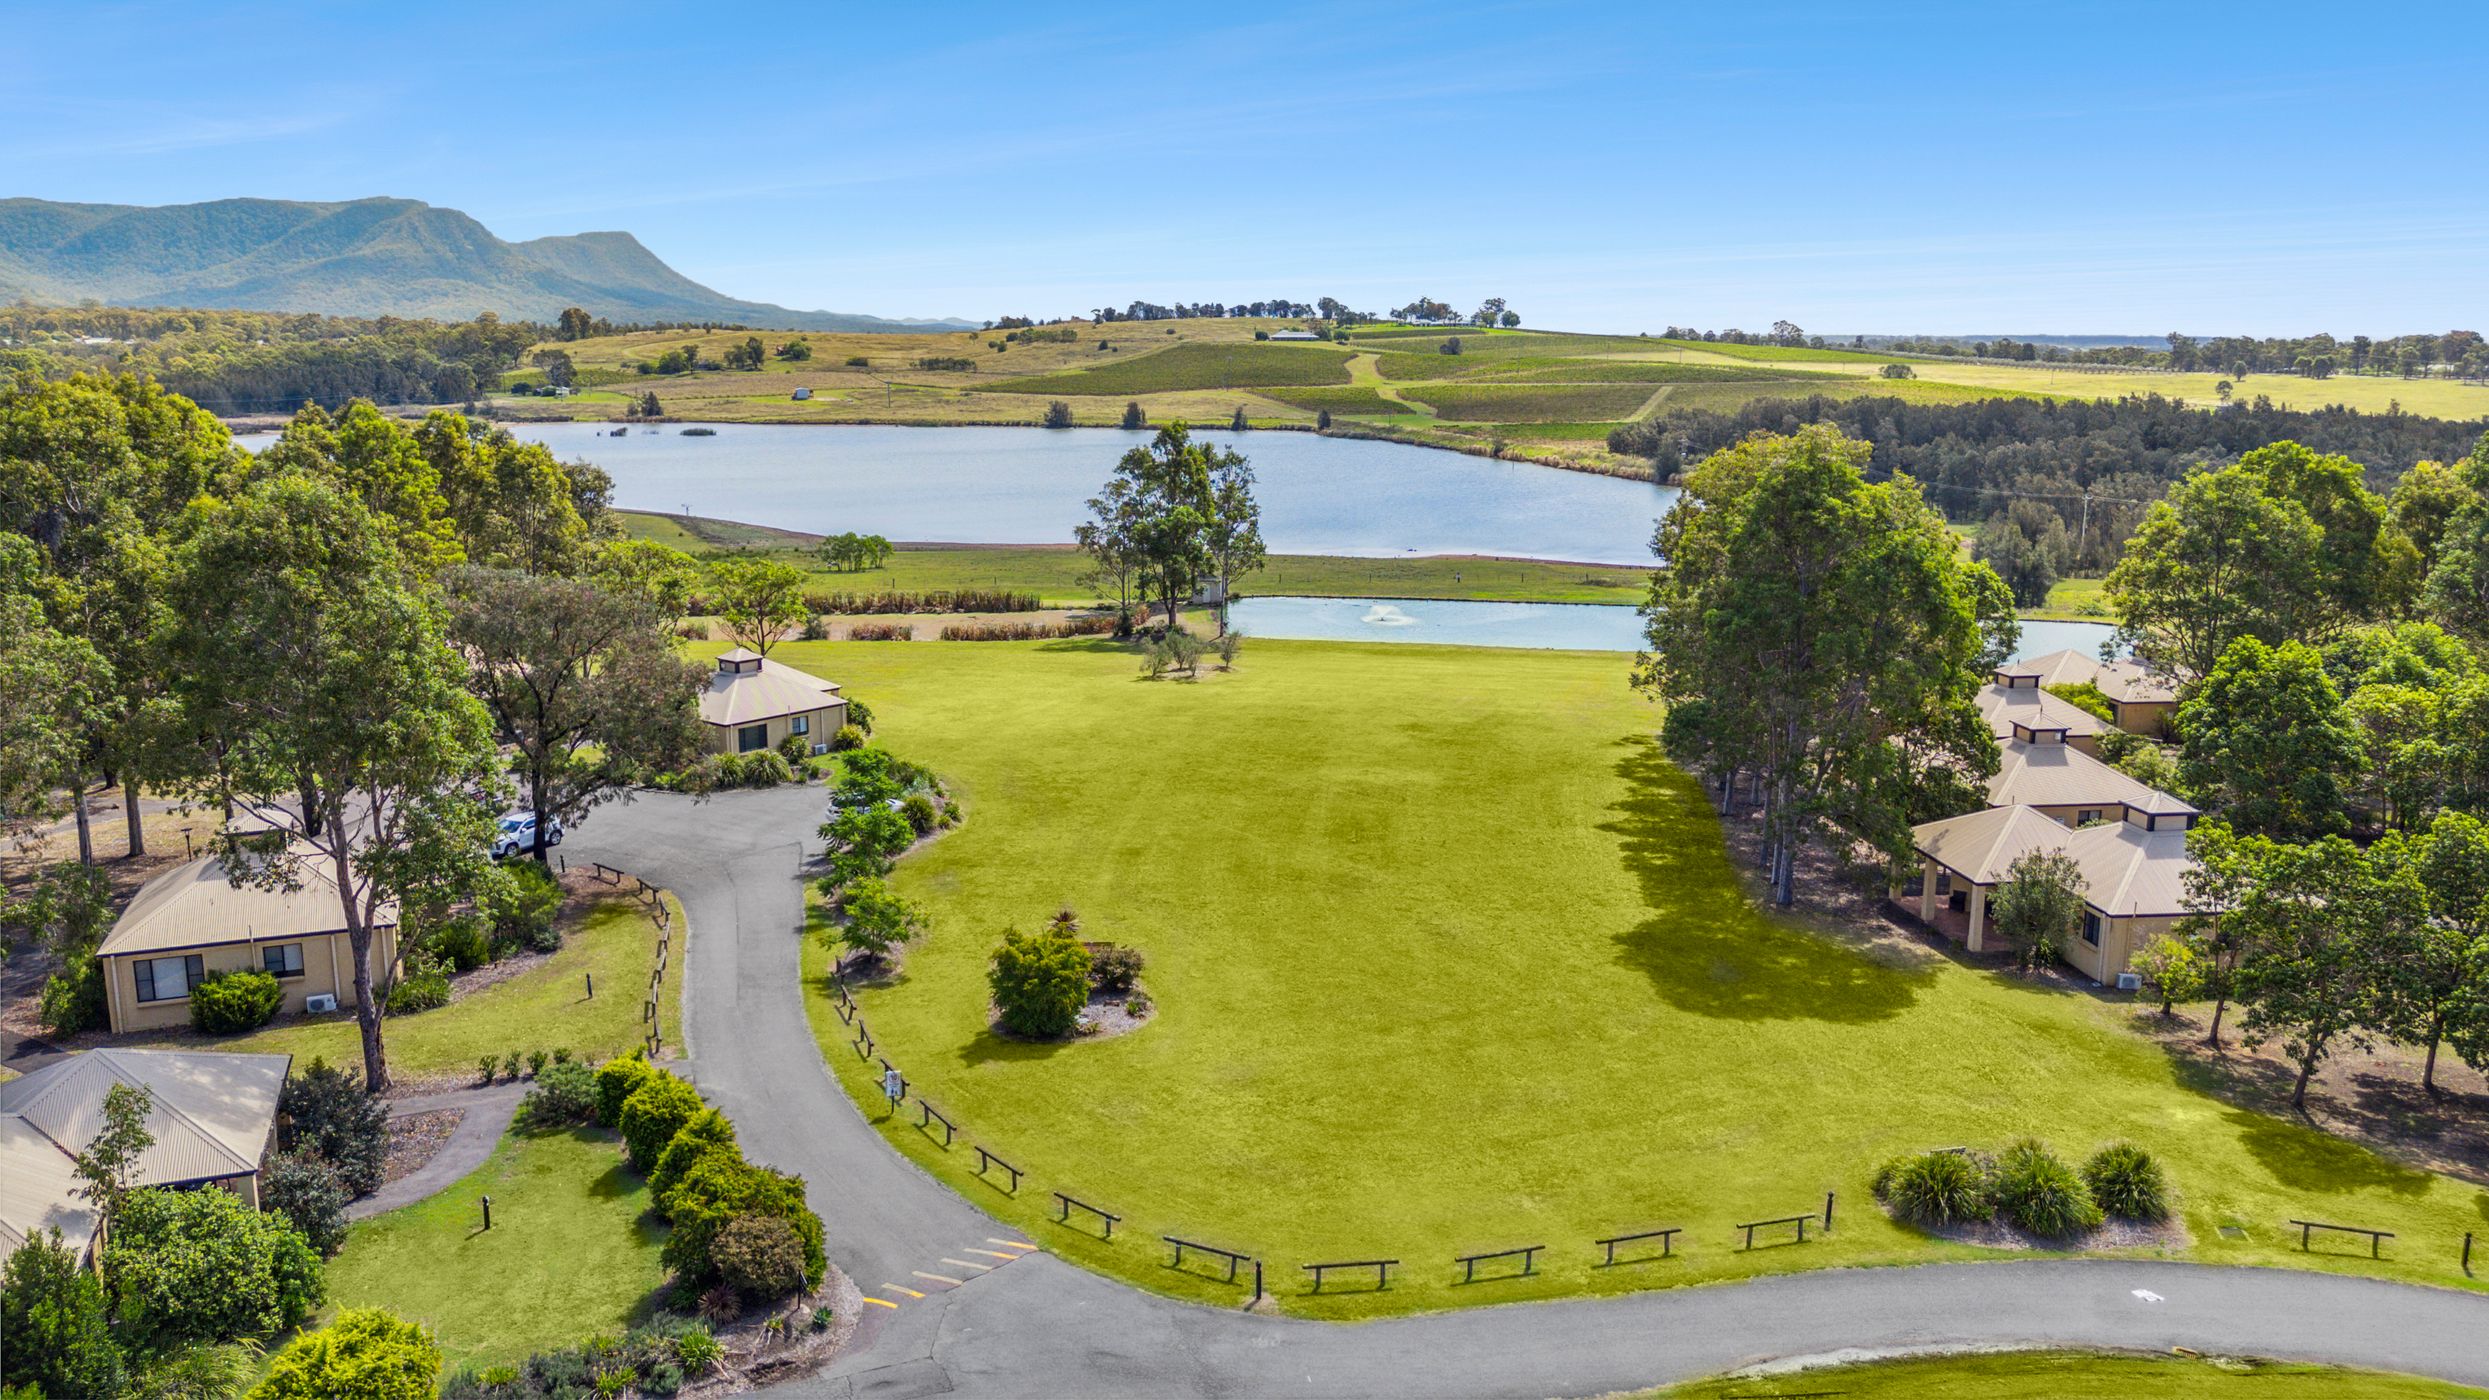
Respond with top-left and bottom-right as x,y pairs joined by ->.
570,790 -> 2489,1397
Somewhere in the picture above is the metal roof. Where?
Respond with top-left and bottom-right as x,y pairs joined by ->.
99,844 -> 393,957
1977,682 -> 2107,741
1911,804 -> 2197,919
0,1049 -> 289,1258
1988,739 -> 2195,816
698,654 -> 842,728
2007,648 -> 2179,705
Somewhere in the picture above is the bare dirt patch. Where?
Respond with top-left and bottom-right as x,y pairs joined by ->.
383,1108 -> 464,1185
687,1267 -> 861,1397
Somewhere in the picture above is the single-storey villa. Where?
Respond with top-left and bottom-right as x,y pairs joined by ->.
2001,648 -> 2180,736
1899,800 -> 2198,984
97,847 -> 398,1034
1987,731 -> 2197,830
1978,667 -> 2108,755
1267,329 -> 1322,341
0,1049 -> 290,1262
700,648 -> 848,756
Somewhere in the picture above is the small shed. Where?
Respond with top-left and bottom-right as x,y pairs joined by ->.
791,387 -> 814,401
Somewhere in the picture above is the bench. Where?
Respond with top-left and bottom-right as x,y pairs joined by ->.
1595,1227 -> 1681,1266
1453,1244 -> 1541,1283
1055,1192 -> 1120,1239
974,1146 -> 1022,1193
1737,1214 -> 1814,1250
1302,1259 -> 1396,1292
915,1099 -> 955,1148
2289,1219 -> 2393,1257
1163,1236 -> 1252,1283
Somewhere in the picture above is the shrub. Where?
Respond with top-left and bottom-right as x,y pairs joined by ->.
698,1283 -> 741,1326
255,1307 -> 441,1400
1120,401 -> 1146,429
425,912 -> 494,970
1216,629 -> 1244,669
672,1326 -> 723,1374
1989,1139 -> 2103,1238
279,1057 -> 389,1196
827,877 -> 927,966
899,792 -> 939,837
1,1229 -> 126,1400
649,1109 -> 741,1213
714,1214 -> 810,1301
1125,990 -> 1154,1017
523,1061 -> 600,1128
1164,629 -> 1205,674
38,956 -> 108,1037
2082,1142 -> 2171,1222
488,860 -> 565,954
1042,400 -> 1075,428
846,622 -> 913,641
596,1051 -> 653,1128
779,730 -> 813,767
1140,641 -> 1170,679
989,924 -> 1093,1038
1089,944 -> 1145,995
663,1157 -> 826,1291
502,1051 -> 522,1081
478,1054 -> 498,1083
1316,408 -> 1332,429
104,1186 -> 323,1347
1879,1150 -> 1991,1227
189,968 -> 284,1034
717,750 -> 794,789
829,722 -> 867,750
620,1072 -> 708,1175
845,355 -> 870,367
385,950 -> 451,1015
261,1150 -> 349,1255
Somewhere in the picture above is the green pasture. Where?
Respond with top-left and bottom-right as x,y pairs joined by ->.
989,341 -> 1353,396
775,637 -> 2489,1320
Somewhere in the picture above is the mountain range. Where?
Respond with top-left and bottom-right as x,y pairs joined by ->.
0,196 -> 967,331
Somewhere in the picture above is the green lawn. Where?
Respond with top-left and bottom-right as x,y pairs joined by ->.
324,1125 -> 667,1371
2039,575 -> 2113,619
616,518 -> 1655,604
1656,1350 -> 2488,1398
769,637 -> 2489,1320
128,894 -> 682,1080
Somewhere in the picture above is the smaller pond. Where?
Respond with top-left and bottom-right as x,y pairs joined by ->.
1229,597 -> 2120,657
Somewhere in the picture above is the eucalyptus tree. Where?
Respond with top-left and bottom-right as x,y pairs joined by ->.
2368,812 -> 2489,1095
2176,637 -> 2361,839
1635,424 -> 2016,906
706,556 -> 809,656
2224,833 -> 2421,1110
163,475 -> 503,1093
1078,424 -> 1247,633
445,568 -> 708,862
1199,450 -> 1265,636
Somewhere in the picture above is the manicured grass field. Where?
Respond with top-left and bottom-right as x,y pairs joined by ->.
616,516 -> 1655,605
2041,574 -> 2113,619
1656,1350 -> 2488,1398
779,637 -> 2489,1319
127,894 -> 682,1081
324,1125 -> 667,1371
989,341 -> 1353,396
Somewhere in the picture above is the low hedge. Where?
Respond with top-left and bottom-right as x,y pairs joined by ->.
619,1071 -> 706,1174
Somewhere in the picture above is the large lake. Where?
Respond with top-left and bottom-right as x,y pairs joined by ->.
238,422 -> 1674,564
1230,596 -> 2118,657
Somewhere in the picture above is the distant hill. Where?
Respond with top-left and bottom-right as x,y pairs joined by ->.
0,196 -> 969,332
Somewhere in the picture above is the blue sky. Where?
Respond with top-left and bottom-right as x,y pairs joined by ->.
5,2 -> 2482,335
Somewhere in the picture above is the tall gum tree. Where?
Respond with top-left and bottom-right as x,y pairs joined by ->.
164,475 -> 502,1093
1635,424 -> 2016,906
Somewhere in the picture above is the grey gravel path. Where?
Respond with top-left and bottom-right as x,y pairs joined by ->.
346,1081 -> 527,1220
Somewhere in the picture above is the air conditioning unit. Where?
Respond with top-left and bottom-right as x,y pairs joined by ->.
304,993 -> 339,1014
2114,972 -> 2141,992
812,742 -> 829,756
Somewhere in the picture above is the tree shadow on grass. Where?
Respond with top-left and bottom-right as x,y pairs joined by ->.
958,1025 -> 1076,1068
2221,1105 -> 2436,1198
1598,737 -> 1931,1024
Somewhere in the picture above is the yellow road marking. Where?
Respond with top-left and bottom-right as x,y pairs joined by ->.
883,1284 -> 926,1299
987,1238 -> 1039,1251
941,1257 -> 995,1272
965,1248 -> 1019,1260
912,1270 -> 966,1287
861,1296 -> 900,1309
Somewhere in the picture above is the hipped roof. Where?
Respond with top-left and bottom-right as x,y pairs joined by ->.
99,844 -> 393,958
699,654 -> 842,728
1911,804 -> 2197,919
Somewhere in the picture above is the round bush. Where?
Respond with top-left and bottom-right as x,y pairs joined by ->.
277,1056 -> 388,1196
522,1060 -> 600,1128
712,1213 -> 809,1301
648,1109 -> 740,1213
384,951 -> 451,1015
828,723 -> 865,752
102,1186 -> 323,1347
423,911 -> 493,971
1989,1139 -> 2103,1238
256,1307 -> 441,1400
189,968 -> 283,1034
487,860 -> 565,954
661,1157 -> 824,1290
261,1150 -> 349,1256
1880,1150 -> 1991,1227
1089,944 -> 1145,996
989,924 -> 1092,1039
619,1072 -> 707,1175
595,1051 -> 653,1129
2081,1142 -> 2171,1222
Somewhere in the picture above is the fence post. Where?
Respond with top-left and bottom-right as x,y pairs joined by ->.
2467,1232 -> 2475,1277
1253,1258 -> 1263,1306
1824,1191 -> 1835,1230
585,972 -> 593,999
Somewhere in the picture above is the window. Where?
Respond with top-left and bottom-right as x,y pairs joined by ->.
2077,809 -> 2100,826
737,724 -> 769,753
262,943 -> 305,978
2081,912 -> 2102,947
791,714 -> 809,736
134,954 -> 206,1003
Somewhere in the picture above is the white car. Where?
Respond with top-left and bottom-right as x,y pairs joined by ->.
491,812 -> 563,859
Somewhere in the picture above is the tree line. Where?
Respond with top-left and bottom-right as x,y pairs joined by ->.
1609,391 -> 2489,592
0,372 -> 746,1095
1868,329 -> 2485,380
